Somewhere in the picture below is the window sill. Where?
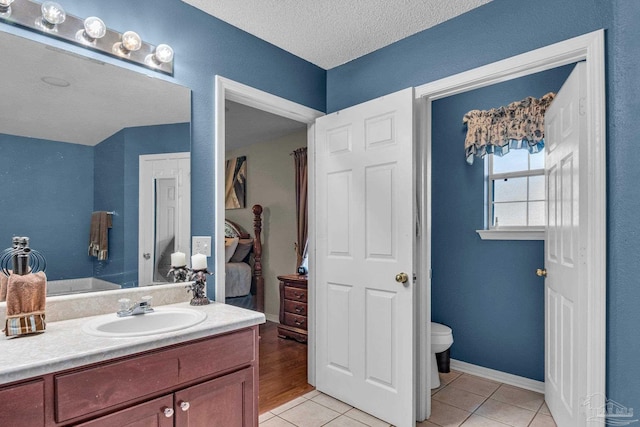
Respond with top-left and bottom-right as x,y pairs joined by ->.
476,229 -> 544,241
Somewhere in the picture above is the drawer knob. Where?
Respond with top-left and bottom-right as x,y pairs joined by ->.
180,401 -> 190,412
295,307 -> 303,313
163,407 -> 174,418
295,319 -> 304,326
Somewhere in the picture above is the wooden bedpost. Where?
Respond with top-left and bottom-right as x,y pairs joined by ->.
252,204 -> 264,313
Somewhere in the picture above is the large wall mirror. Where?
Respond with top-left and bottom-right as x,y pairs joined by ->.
0,31 -> 191,296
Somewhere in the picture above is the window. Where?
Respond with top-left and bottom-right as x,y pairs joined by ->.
479,149 -> 545,240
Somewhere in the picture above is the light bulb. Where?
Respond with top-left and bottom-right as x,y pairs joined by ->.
113,31 -> 142,57
122,31 -> 142,52
76,16 -> 106,45
146,43 -> 174,67
41,1 -> 66,25
154,44 -> 174,63
84,16 -> 106,39
0,0 -> 13,17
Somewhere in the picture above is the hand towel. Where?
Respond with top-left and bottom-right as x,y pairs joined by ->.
88,211 -> 112,261
4,271 -> 47,336
0,273 -> 7,302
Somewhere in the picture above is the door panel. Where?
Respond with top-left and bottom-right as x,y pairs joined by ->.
316,88 -> 415,427
545,62 -> 587,426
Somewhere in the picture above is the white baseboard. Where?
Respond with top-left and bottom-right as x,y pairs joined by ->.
265,313 -> 279,323
450,359 -> 544,394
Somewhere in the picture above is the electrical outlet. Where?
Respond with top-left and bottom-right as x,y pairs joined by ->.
192,236 -> 211,257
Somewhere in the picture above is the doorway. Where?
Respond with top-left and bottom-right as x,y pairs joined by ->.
214,76 -> 324,408
415,30 -> 606,423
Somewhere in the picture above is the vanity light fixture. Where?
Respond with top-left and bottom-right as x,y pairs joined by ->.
37,1 -> 65,31
75,16 -> 106,45
0,0 -> 14,18
145,43 -> 174,67
0,0 -> 174,75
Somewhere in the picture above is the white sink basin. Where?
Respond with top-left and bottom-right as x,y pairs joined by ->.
82,307 -> 207,337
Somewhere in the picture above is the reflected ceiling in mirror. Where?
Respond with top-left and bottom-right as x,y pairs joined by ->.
0,30 -> 191,295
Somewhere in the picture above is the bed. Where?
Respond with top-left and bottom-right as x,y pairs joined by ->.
224,204 -> 264,312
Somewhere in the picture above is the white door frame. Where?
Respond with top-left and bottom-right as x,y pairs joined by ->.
414,30 -> 606,421
214,76 -> 324,383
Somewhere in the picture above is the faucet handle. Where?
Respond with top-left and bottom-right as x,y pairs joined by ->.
118,298 -> 131,312
140,295 -> 152,306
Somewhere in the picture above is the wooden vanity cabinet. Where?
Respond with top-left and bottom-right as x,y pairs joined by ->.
0,326 -> 259,427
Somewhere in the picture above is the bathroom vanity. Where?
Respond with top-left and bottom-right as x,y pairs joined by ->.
0,301 -> 264,426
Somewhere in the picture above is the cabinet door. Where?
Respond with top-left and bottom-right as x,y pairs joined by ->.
75,395 -> 174,427
0,380 -> 44,427
174,367 -> 255,427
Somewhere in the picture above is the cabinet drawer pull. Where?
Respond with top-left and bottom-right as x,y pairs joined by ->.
295,319 -> 304,326
163,407 -> 174,417
294,293 -> 302,299
295,307 -> 303,313
180,401 -> 190,411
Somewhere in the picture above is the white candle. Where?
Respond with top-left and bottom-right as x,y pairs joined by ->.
191,253 -> 207,270
171,251 -> 186,267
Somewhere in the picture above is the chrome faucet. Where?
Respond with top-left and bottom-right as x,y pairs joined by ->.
117,296 -> 154,317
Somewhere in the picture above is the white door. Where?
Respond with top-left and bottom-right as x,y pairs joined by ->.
315,88 -> 415,427
544,62 -> 588,426
139,153 -> 191,286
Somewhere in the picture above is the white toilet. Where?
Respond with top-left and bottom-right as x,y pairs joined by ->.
431,322 -> 454,389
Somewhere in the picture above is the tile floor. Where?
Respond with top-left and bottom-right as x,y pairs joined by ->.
259,370 -> 556,427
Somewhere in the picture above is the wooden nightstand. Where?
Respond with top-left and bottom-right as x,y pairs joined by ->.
277,274 -> 308,343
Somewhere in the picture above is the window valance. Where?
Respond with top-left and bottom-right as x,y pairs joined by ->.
463,92 -> 556,165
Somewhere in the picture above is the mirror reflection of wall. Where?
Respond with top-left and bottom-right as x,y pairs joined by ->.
0,31 -> 191,294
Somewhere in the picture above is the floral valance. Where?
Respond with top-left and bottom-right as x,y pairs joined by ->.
463,92 -> 556,165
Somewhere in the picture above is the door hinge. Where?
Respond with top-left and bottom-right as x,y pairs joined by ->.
579,97 -> 587,116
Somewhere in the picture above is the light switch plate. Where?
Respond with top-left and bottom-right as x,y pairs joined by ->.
192,236 -> 211,257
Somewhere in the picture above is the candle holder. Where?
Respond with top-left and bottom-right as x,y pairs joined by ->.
186,268 -> 211,306
167,265 -> 189,283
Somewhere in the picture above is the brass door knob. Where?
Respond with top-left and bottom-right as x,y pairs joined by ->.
536,268 -> 547,277
395,272 -> 409,284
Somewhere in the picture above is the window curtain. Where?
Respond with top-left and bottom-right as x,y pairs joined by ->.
292,147 -> 308,269
463,92 -> 556,165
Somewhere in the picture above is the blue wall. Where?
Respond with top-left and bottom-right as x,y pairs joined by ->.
0,134 -> 94,280
432,65 -> 574,381
93,123 -> 190,286
93,131 -> 125,284
327,0 -> 638,413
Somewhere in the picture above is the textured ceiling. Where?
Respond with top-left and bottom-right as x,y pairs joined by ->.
182,0 -> 492,69
0,32 -> 190,146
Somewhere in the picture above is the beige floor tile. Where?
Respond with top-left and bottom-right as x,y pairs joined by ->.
259,412 -> 276,423
475,399 -> 536,427
324,415 -> 369,426
440,370 -> 463,386
416,420 -> 439,426
271,396 -> 308,415
344,408 -> 391,427
303,389 -> 322,399
278,400 -> 341,427
427,400 -> 472,427
312,393 -> 353,413
449,375 -> 501,397
260,416 -> 296,426
433,386 -> 487,413
529,413 -> 557,427
460,414 -> 510,426
538,402 -> 551,416
491,385 -> 544,412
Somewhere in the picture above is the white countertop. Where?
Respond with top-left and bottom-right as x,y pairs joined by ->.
0,301 -> 265,385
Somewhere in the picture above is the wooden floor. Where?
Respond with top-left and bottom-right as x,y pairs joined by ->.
259,321 -> 314,414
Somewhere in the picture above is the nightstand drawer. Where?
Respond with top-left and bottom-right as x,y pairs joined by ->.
283,312 -> 307,330
284,286 -> 307,302
284,300 -> 307,316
